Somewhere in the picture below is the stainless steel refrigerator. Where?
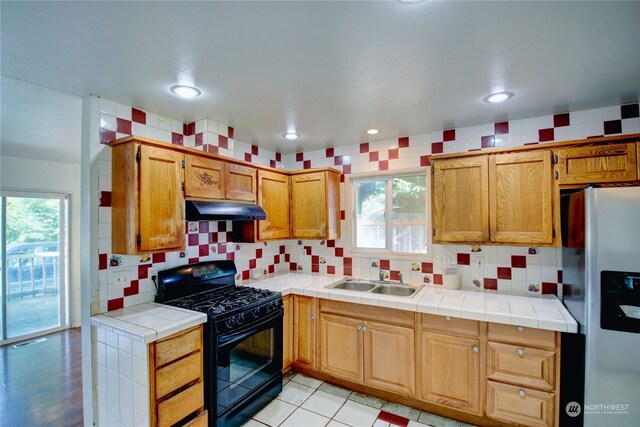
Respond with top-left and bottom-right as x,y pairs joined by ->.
561,186 -> 640,427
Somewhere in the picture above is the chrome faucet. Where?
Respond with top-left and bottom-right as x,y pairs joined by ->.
398,272 -> 405,286
378,266 -> 386,282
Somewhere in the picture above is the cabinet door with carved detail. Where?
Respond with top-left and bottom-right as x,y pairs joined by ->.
185,154 -> 225,199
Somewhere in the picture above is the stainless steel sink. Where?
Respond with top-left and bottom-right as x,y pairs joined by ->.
370,284 -> 418,297
328,279 -> 376,292
326,278 -> 423,298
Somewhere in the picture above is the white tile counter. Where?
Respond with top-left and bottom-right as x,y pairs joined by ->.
90,302 -> 207,344
244,273 -> 578,333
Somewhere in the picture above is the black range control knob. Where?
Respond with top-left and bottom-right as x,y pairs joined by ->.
252,308 -> 261,318
225,318 -> 236,329
236,314 -> 245,325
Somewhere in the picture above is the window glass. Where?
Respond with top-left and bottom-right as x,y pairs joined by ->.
355,180 -> 386,249
392,176 -> 427,254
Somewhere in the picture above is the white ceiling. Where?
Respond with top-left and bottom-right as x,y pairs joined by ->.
2,1 -> 639,154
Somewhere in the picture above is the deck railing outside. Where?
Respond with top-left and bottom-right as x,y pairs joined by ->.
6,252 -> 60,298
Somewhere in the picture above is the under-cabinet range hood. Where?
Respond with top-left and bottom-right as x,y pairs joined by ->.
185,201 -> 266,221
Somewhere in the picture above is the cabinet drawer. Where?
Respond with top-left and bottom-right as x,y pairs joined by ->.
487,380 -> 555,427
556,142 -> 638,184
156,326 -> 202,367
488,323 -> 555,349
421,313 -> 479,338
487,342 -> 556,391
183,410 -> 208,427
157,380 -> 204,427
156,351 -> 202,399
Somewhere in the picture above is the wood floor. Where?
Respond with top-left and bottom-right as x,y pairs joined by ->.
0,328 -> 83,427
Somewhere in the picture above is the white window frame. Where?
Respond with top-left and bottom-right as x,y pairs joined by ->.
345,168 -> 432,259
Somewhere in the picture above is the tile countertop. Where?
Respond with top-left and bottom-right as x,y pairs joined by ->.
243,273 -> 578,333
90,303 -> 207,343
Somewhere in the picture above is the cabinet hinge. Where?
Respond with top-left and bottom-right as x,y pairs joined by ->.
136,149 -> 141,162
136,234 -> 141,246
432,228 -> 436,237
182,182 -> 185,192
552,229 -> 556,239
551,153 -> 558,165
555,171 -> 559,180
181,159 -> 185,168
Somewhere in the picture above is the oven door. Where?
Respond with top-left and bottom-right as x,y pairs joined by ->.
215,309 -> 283,425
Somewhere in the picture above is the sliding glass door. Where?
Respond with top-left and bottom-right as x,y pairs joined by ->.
0,192 -> 69,343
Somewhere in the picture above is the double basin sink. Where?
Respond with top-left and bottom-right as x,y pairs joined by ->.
326,277 -> 423,298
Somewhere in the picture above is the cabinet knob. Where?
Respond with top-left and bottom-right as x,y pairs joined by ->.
519,389 -> 526,397
362,326 -> 368,331
472,345 -> 479,353
517,348 -> 525,356
445,316 -> 451,321
357,324 -> 362,331
310,315 -> 316,320
517,326 -> 524,332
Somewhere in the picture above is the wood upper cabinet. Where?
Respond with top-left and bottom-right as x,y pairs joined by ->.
293,296 -> 317,370
184,155 -> 224,199
489,151 -> 554,244
258,170 -> 290,240
282,295 -> 293,371
291,170 -> 340,240
318,313 -> 363,383
555,142 -> 638,184
432,156 -> 489,243
226,163 -> 257,202
112,142 -> 185,254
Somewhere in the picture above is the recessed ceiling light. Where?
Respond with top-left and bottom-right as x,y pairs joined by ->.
283,132 -> 300,140
170,85 -> 201,98
366,129 -> 379,135
484,91 -> 514,103
399,0 -> 425,3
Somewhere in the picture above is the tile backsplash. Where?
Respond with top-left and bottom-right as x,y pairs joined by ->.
93,96 -> 640,312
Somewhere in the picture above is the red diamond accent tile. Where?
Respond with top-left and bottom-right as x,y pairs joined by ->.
312,264 -> 319,273
390,270 -> 401,281
344,257 -> 352,267
219,135 -> 229,149
188,257 -> 200,264
205,144 -> 219,154
398,137 -> 409,148
138,265 -> 150,279
327,265 -> 336,275
228,126 -> 235,139
334,155 -> 343,166
199,221 -> 209,233
199,244 -> 209,256
457,253 -> 470,265
251,145 -> 259,156
443,129 -> 456,141
378,160 -> 389,171
172,132 -> 183,146
188,234 -> 199,246
495,121 -> 509,134
621,103 -> 640,119
431,142 -> 443,154
326,148 -> 334,158
378,411 -> 395,423
195,133 -> 203,146
497,267 -> 512,280
132,108 -> 146,125
304,160 -> 311,169
369,151 -> 379,162
100,191 -> 112,207
290,263 -> 298,271
340,174 -> 345,183
245,153 -> 252,162
270,160 -> 276,168
219,221 -> 227,232
389,148 -> 399,160
511,255 -> 526,268
209,233 -> 218,244
108,298 -> 124,311
327,240 -> 336,248
99,253 -> 107,270
256,248 -> 263,258
335,247 -> 344,257
187,122 -> 196,135
340,210 -> 346,220
343,164 -> 352,174
604,120 -> 622,135
484,278 -> 498,290
481,135 -> 495,148
124,280 -> 139,297
422,262 -> 433,273
343,266 -> 352,276
390,415 -> 409,427
99,128 -> 116,144
280,245 -> 286,254
249,259 -> 256,269
296,152 -> 304,162
227,253 -> 235,261
117,118 -> 132,134
380,259 -> 390,270
268,265 -> 275,273
553,113 -> 570,127
152,253 -> 165,263
539,128 -> 554,142
360,143 -> 369,153
433,274 -> 443,285
420,155 -> 431,167
242,270 -> 250,280
542,282 -> 558,294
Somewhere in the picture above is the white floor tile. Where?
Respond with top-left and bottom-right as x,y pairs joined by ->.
301,390 -> 347,418
408,421 -> 435,427
278,381 -> 316,406
373,420 -> 390,427
242,420 -> 268,427
280,407 -> 330,427
327,421 -> 350,427
291,373 -> 324,389
253,398 -> 297,426
333,400 -> 380,427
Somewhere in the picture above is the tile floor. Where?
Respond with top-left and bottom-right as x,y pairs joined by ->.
241,372 -> 477,427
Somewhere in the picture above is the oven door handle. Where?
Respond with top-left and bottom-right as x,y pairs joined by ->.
217,308 -> 282,348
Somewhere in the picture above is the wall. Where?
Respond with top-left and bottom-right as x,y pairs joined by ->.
0,156 -> 82,326
93,98 -> 640,313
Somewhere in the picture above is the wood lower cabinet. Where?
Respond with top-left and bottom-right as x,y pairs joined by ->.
319,313 -> 363,383
489,151 -> 554,245
258,170 -> 290,240
432,156 -> 489,243
291,170 -> 340,240
112,142 -> 186,254
184,154 -> 224,199
486,381 -> 555,427
555,142 -> 638,184
293,296 -> 317,369
283,295 -> 293,371
151,325 -> 206,427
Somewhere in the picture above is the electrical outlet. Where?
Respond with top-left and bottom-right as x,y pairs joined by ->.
112,271 -> 127,287
474,256 -> 484,271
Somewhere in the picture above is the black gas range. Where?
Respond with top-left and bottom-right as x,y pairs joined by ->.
155,261 -> 283,427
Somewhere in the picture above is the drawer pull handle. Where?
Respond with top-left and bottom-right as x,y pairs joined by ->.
519,389 -> 526,397
310,315 -> 316,320
517,326 -> 524,332
472,345 -> 479,353
445,316 -> 451,321
517,348 -> 525,356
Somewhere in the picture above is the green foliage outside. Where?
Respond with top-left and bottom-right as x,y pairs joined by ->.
392,176 -> 426,215
6,197 -> 59,245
